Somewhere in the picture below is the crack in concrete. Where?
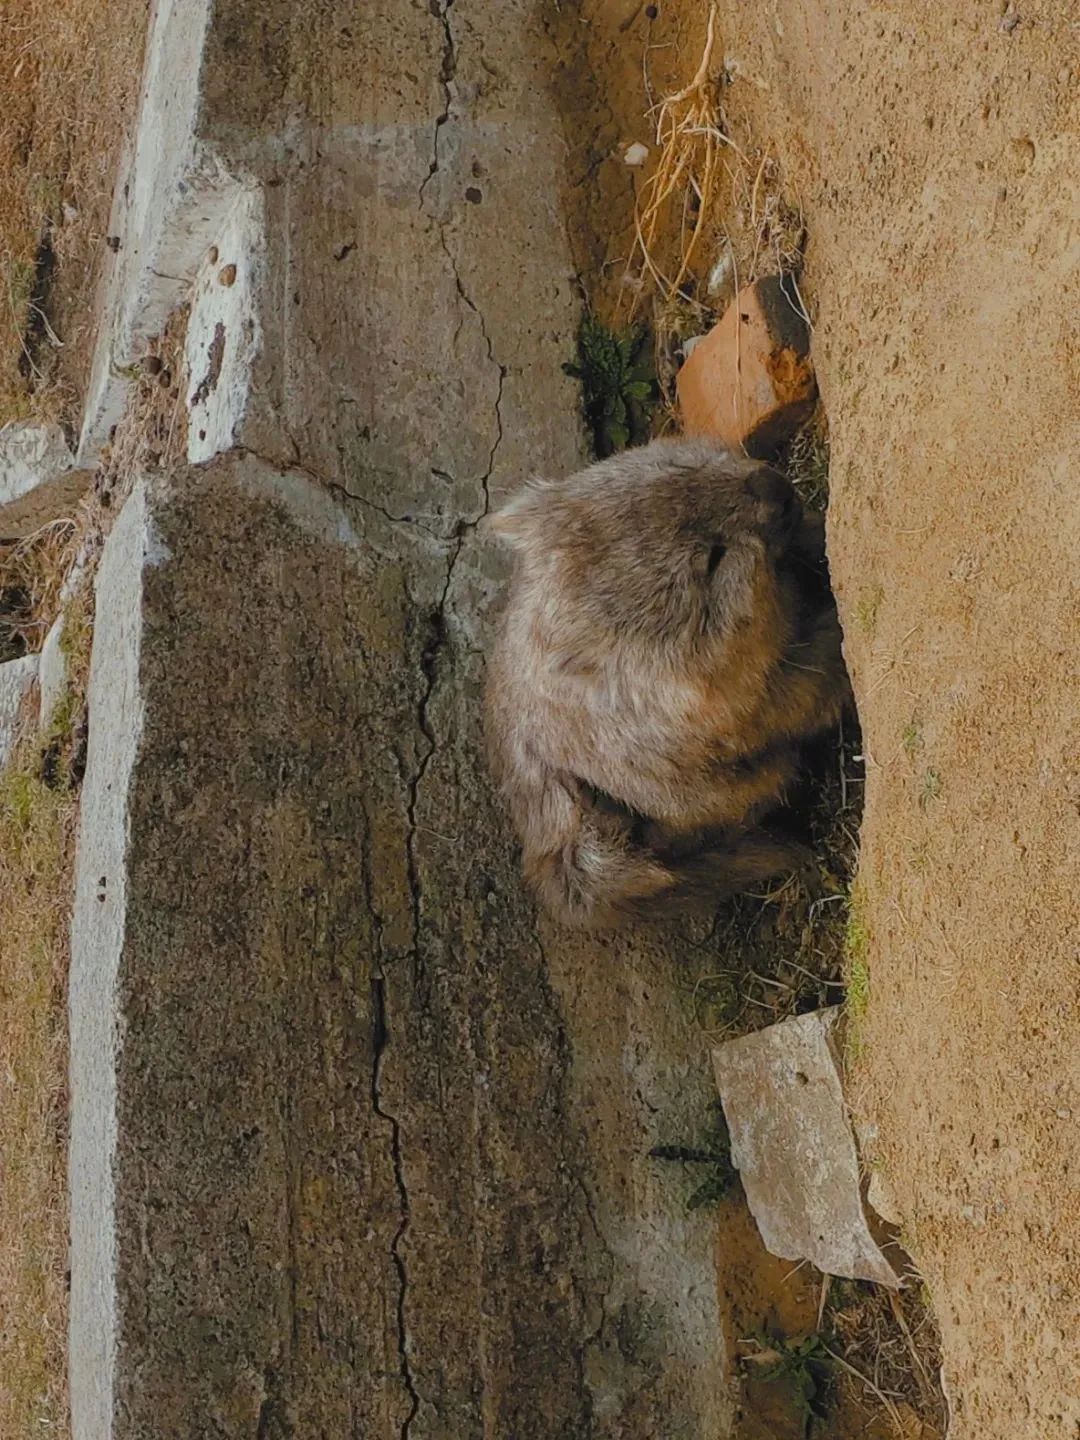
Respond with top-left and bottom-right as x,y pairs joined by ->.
236,442 -> 449,538
400,161 -> 507,966
240,113 -> 508,1425
418,0 -> 457,209
435,225 -> 506,525
404,543 -> 455,977
371,975 -> 421,1437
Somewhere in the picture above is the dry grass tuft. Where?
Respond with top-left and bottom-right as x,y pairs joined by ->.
625,5 -> 731,316
0,721 -> 85,1435
0,519 -> 81,662
624,7 -> 811,412
827,1278 -> 947,1436
685,716 -> 864,1045
0,0 -> 149,424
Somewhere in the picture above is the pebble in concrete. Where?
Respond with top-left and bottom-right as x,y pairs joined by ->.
0,653 -> 39,770
185,188 -> 265,464
712,1008 -> 900,1288
0,421 -> 88,536
677,275 -> 816,458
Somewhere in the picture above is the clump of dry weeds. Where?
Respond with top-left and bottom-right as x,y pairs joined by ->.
0,519 -> 81,663
0,581 -> 92,1436
624,4 -> 810,413
683,713 -> 864,1045
0,0 -> 149,423
0,759 -> 73,1438
825,1278 -> 947,1437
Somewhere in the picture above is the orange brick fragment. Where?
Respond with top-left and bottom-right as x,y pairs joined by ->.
677,275 -> 816,458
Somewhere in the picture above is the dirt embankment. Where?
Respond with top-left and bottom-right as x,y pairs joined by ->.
706,3 -> 1078,1436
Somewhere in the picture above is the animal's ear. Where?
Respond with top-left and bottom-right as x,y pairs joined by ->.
485,484 -> 546,548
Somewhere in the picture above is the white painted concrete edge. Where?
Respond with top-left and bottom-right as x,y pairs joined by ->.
77,0 -> 263,466
68,482 -> 157,1440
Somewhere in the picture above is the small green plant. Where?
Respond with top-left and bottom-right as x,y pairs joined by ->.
649,1104 -> 738,1211
901,715 -> 923,760
854,584 -> 884,638
564,316 -> 656,458
3,770 -> 41,832
745,1333 -> 832,1436
920,767 -> 942,808
689,971 -> 740,1030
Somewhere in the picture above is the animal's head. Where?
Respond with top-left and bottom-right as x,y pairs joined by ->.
488,438 -> 801,662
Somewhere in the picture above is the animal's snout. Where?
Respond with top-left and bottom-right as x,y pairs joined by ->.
746,466 -> 800,534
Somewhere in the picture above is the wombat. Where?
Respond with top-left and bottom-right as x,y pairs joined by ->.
484,437 -> 848,929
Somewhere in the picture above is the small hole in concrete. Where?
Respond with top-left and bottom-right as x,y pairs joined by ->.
465,186 -> 483,205
795,1071 -> 809,1086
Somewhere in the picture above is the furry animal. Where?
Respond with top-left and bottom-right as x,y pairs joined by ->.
484,437 -> 848,929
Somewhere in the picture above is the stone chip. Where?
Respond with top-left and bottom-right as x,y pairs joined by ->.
712,1008 -> 899,1288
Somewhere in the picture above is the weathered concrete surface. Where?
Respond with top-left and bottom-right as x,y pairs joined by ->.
69,2 -> 736,1433
0,653 -> 38,769
713,1009 -> 899,1288
77,0 -> 259,463
185,188 -> 265,463
0,421 -> 87,535
71,457 -> 730,1437
69,486 -> 151,1440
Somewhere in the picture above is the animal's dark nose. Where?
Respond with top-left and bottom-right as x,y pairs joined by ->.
746,466 -> 796,513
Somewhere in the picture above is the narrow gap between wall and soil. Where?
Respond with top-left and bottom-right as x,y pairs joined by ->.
546,5 -> 946,1437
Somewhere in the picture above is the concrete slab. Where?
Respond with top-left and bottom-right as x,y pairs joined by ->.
0,422 -> 88,536
712,1009 -> 900,1288
69,485 -> 150,1440
0,653 -> 38,770
68,2 -> 735,1435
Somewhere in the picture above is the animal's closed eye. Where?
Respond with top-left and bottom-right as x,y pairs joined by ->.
706,541 -> 727,575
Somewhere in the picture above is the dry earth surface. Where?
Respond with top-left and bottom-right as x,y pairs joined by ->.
690,2 -> 1077,1435
501,0 -> 1079,1432
0,0 -> 149,424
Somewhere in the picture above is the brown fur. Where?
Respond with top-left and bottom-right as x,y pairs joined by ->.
484,437 -> 848,928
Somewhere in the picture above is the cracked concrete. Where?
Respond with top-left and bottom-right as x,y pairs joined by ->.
370,974 -> 421,1434
69,3 -> 735,1435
